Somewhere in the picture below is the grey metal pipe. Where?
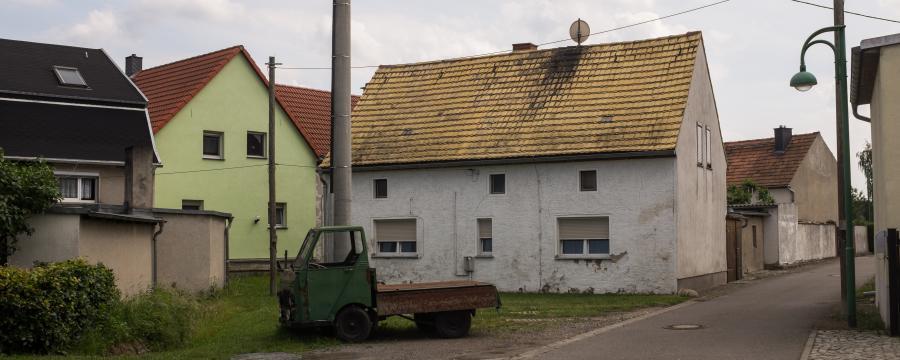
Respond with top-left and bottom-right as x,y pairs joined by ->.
331,0 -> 353,257
151,221 -> 165,288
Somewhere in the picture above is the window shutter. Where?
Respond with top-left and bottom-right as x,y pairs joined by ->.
375,219 -> 416,241
558,217 -> 609,239
478,218 -> 492,238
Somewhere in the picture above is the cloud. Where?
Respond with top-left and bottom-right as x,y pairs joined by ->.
135,0 -> 245,22
54,9 -> 122,46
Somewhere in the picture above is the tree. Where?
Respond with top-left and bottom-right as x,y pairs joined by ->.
857,142 -> 873,223
0,150 -> 60,265
727,179 -> 775,205
851,187 -> 872,226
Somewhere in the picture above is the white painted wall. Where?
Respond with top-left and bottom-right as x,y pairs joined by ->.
350,157 -> 679,293
767,203 -> 836,266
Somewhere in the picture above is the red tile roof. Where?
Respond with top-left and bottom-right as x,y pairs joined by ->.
275,84 -> 358,158
724,132 -> 820,188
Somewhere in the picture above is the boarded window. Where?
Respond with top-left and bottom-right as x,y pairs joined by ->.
705,126 -> 712,169
490,174 -> 505,194
374,179 -> 388,198
696,123 -> 703,167
580,170 -> 597,191
478,218 -> 492,254
558,217 -> 610,256
375,219 -> 417,255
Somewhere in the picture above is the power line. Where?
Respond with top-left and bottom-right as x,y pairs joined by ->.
277,0 -> 734,71
153,163 -> 318,176
790,0 -> 900,24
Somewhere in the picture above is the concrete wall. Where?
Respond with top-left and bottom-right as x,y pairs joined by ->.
870,43 -> 900,327
763,206 -> 781,265
740,216 -> 765,273
79,217 -> 155,296
9,214 -> 80,267
762,203 -> 836,267
789,135 -> 838,223
854,225 -> 869,255
52,163 -> 126,205
154,212 -> 228,292
674,41 -> 728,286
350,157 -> 679,293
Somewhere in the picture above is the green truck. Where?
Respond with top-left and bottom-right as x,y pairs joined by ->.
277,226 -> 500,342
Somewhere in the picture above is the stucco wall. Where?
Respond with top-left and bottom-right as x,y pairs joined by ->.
52,163 -> 126,205
773,203 -> 836,265
740,216 -> 765,273
789,135 -> 838,223
350,157 -> 679,293
152,55 -> 319,259
154,212 -> 227,292
78,217 -> 155,296
763,207 -> 781,265
9,214 -> 80,267
674,41 -> 727,282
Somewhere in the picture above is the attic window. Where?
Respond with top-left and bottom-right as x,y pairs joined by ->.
53,66 -> 87,87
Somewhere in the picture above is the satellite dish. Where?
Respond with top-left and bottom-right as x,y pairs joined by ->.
569,18 -> 590,45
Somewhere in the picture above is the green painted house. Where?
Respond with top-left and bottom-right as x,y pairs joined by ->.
132,46 -> 332,260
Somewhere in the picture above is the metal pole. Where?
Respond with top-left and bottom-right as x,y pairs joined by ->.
833,0 -> 849,315
267,56 -> 278,296
331,0 -> 353,257
833,22 -> 857,327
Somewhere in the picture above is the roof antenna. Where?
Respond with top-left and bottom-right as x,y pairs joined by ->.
569,18 -> 590,46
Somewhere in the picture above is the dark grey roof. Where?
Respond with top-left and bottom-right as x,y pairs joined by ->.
0,38 -> 146,107
850,33 -> 900,107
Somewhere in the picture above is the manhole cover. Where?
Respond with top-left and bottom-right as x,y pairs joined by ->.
664,324 -> 704,330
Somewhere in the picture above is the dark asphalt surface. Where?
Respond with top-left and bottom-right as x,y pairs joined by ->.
538,256 -> 874,360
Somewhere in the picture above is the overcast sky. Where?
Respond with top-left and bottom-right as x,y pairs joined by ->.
3,0 -> 899,189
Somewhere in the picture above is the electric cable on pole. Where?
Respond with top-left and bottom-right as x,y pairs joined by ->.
267,55 -> 281,296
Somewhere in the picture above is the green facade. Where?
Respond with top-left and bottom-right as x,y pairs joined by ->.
153,55 -> 319,259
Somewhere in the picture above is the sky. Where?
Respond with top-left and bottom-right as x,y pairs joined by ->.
3,0 -> 899,189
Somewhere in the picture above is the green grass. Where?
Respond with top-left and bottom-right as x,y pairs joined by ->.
854,277 -> 886,332
8,276 -> 686,359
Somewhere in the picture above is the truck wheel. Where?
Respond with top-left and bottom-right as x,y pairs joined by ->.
334,306 -> 373,342
414,313 -> 436,334
433,310 -> 472,338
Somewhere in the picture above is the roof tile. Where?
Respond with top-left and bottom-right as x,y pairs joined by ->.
724,132 -> 819,188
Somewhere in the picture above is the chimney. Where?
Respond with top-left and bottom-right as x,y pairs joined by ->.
125,54 -> 142,77
774,126 -> 792,154
124,145 -> 155,213
512,43 -> 538,52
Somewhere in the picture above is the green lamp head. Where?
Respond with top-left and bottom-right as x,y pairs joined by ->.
790,66 -> 817,92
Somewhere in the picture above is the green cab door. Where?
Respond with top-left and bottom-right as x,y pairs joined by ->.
303,229 -> 372,322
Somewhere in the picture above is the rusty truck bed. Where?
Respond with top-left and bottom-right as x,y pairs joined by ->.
375,280 -> 499,316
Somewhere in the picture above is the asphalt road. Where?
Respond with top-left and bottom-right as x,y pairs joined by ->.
537,256 -> 875,360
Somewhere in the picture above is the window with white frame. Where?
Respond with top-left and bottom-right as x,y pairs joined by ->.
374,219 -> 417,255
182,199 -> 203,211
275,203 -> 286,228
579,170 -> 597,191
373,178 -> 388,199
203,131 -> 224,159
705,126 -> 712,169
696,123 -> 703,167
56,173 -> 98,203
558,217 -> 610,257
246,131 -> 266,158
489,173 -> 505,194
477,218 -> 492,255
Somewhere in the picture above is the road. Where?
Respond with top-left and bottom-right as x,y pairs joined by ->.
535,256 -> 874,360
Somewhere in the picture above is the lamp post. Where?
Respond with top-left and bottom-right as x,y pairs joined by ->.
790,24 -> 856,327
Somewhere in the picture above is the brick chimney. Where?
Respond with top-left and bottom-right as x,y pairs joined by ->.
513,43 -> 538,52
774,126 -> 792,154
125,54 -> 142,77
124,145 -> 155,212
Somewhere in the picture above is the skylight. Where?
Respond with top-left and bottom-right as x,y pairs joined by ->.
53,66 -> 87,87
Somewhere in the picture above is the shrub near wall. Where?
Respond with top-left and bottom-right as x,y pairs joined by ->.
0,259 -> 118,354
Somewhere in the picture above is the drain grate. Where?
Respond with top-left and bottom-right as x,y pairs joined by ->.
664,324 -> 704,330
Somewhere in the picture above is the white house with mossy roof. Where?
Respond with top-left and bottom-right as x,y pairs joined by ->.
325,32 -> 726,293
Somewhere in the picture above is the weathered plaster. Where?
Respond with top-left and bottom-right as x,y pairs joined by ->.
78,217 -> 155,296
740,216 -> 765,273
789,135 -> 838,223
52,163 -> 126,205
155,212 -> 227,291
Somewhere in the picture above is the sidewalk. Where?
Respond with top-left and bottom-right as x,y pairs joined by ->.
805,330 -> 900,360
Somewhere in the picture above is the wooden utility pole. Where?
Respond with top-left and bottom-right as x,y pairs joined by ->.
833,0 -> 848,312
267,56 -> 280,296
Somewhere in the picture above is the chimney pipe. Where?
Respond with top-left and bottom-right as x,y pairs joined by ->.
513,43 -> 538,52
125,54 -> 142,77
774,126 -> 792,154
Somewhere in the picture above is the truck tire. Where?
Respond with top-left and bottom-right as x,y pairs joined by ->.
414,313 -> 436,334
334,306 -> 373,342
433,310 -> 472,338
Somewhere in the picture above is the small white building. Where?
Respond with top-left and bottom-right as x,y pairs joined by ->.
330,32 -> 726,293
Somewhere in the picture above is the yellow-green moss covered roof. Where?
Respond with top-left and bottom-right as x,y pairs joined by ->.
345,32 -> 702,167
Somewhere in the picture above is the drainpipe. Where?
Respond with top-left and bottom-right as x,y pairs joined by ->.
224,215 -> 233,285
317,169 -> 330,227
151,221 -> 165,288
786,185 -> 796,203
852,104 -> 871,122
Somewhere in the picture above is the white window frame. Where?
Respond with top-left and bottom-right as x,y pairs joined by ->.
53,66 -> 88,87
373,178 -> 388,199
203,131 -> 224,160
556,216 -> 611,260
373,218 -> 419,258
705,126 -> 712,170
55,171 -> 99,203
275,203 -> 286,229
181,199 -> 204,211
696,122 -> 703,167
578,169 -> 597,192
477,218 -> 493,257
246,131 -> 267,159
489,173 -> 506,195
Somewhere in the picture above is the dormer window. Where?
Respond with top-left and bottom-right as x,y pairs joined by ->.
53,66 -> 87,87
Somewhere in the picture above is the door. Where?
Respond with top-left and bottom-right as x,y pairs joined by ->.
305,229 -> 371,322
725,218 -> 743,282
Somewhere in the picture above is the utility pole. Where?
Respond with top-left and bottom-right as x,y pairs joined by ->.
267,56 -> 281,296
331,0 -> 352,258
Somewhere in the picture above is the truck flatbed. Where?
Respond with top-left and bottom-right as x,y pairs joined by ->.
376,281 -> 499,316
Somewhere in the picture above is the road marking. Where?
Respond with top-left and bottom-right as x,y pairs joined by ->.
800,330 -> 817,360
508,300 -> 698,359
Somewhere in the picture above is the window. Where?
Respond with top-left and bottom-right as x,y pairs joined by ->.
705,126 -> 712,169
374,179 -> 388,199
478,218 -> 493,255
752,225 -> 758,248
275,203 -> 286,228
247,132 -> 266,158
203,131 -> 224,159
56,173 -> 98,203
489,174 -> 505,194
182,200 -> 204,211
557,217 -> 610,258
579,170 -> 597,191
53,66 -> 87,87
374,219 -> 417,256
696,123 -> 703,167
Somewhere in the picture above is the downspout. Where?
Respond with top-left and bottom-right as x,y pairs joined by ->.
853,104 -> 871,122
534,164 -> 544,292
453,191 -> 466,277
224,215 -> 233,285
151,221 -> 165,288
317,169 -> 330,226
786,185 -> 796,203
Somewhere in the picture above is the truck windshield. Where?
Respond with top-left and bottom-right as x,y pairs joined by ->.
294,230 -> 317,268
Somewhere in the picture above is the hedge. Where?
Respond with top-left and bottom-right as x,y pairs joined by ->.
0,259 -> 119,354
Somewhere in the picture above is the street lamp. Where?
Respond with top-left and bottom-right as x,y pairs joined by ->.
791,24 -> 856,327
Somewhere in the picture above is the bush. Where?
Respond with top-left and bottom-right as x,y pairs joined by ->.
0,259 -> 119,354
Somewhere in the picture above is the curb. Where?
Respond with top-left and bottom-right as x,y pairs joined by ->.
508,300 -> 698,359
800,330 -> 817,360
